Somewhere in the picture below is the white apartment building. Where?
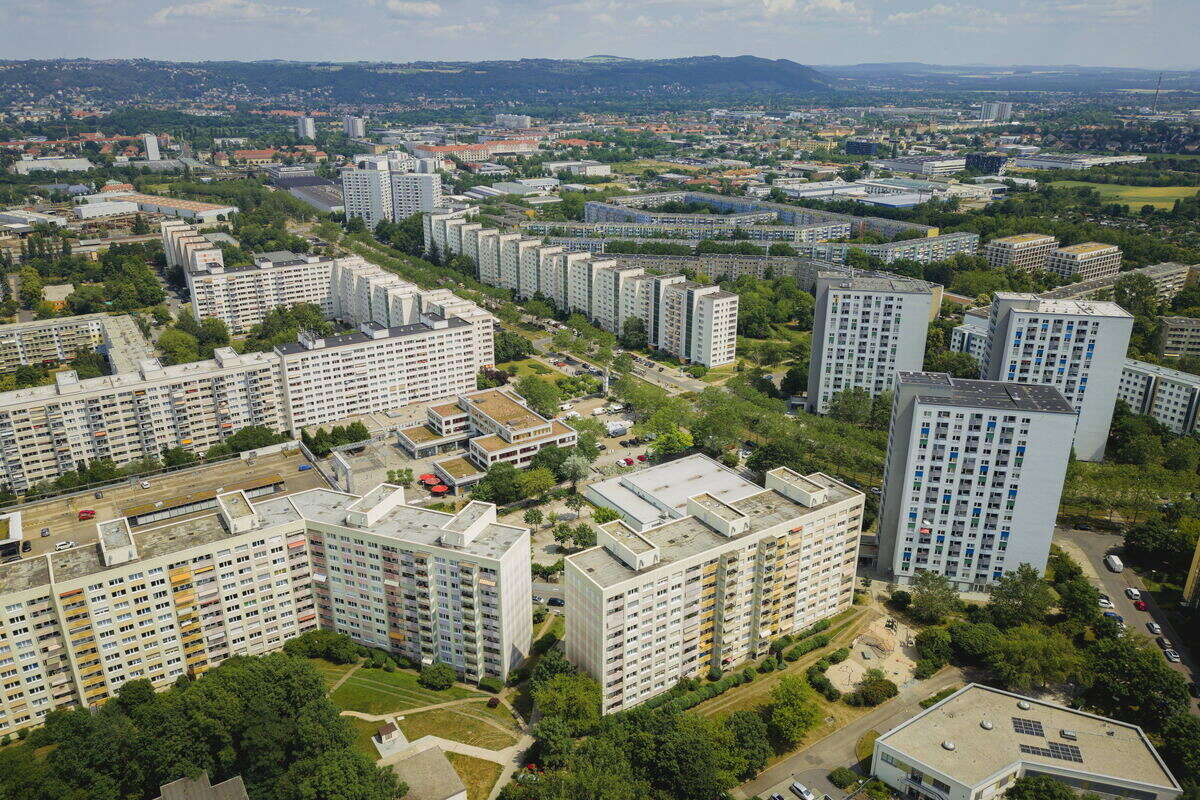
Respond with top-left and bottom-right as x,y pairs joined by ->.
950,309 -> 990,366
296,116 -> 316,140
873,685 -> 1180,800
187,251 -> 336,335
341,155 -> 443,229
566,460 -> 863,712
1047,243 -> 1122,282
878,373 -> 1076,590
808,273 -> 934,414
980,293 -> 1133,461
0,313 -> 154,375
343,115 -> 366,138
141,133 -> 160,161
979,101 -> 1014,121
424,211 -> 739,367
1117,358 -> 1200,435
494,114 -> 533,129
983,234 -> 1058,273
162,219 -> 224,274
392,172 -> 442,220
0,482 -> 531,737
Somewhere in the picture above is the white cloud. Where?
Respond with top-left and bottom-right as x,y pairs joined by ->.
151,0 -> 314,24
887,3 -> 956,23
385,0 -> 442,17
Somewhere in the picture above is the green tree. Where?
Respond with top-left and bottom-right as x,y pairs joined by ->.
1160,714 -> 1200,785
987,625 -> 1081,691
909,570 -> 958,623
517,467 -> 557,500
161,447 -> 198,468
724,710 -> 772,780
532,674 -> 601,735
516,375 -> 560,418
827,387 -> 872,425
1085,635 -> 1190,728
418,662 -> 456,691
987,564 -> 1057,628
765,675 -> 822,748
914,627 -> 952,666
620,316 -> 648,350
650,425 -> 693,457
524,508 -> 544,528
592,506 -> 620,524
1005,775 -> 1077,800
560,453 -> 591,489
156,328 -> 201,364
1055,578 -> 1101,627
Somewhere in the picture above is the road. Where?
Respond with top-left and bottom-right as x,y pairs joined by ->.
1055,527 -> 1196,692
735,669 -> 965,800
528,334 -> 707,395
532,581 -> 563,600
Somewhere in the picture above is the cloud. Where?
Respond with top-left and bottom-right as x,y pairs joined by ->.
384,0 -> 442,17
887,3 -> 956,23
151,0 -> 314,24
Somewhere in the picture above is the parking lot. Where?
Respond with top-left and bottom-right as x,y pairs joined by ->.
12,449 -> 327,559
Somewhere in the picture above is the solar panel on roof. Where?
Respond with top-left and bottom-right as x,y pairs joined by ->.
1012,717 -> 1045,736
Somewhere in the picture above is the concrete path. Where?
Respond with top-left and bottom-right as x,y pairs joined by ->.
340,695 -> 497,722
327,662 -> 362,693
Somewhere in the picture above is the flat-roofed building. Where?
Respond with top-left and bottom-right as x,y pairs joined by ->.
0,483 -> 531,737
187,249 -> 337,334
1043,262 -> 1198,303
1117,358 -> 1200,435
878,373 -> 1076,590
1158,316 -> 1200,358
950,309 -> 990,366
872,684 -> 1181,800
984,234 -> 1058,273
1047,243 -> 1122,281
566,458 -> 863,712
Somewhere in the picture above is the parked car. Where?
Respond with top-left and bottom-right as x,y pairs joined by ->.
1102,611 -> 1124,623
597,444 -> 607,451
622,457 -> 635,466
54,541 -> 75,552
1147,622 -> 1163,635
1076,523 -> 1094,531
1125,587 -> 1142,601
1165,649 -> 1182,663
790,783 -> 815,800
298,464 -> 312,472
547,597 -> 564,607
20,541 -> 30,553
139,480 -> 151,490
1133,600 -> 1148,611
39,528 -> 50,537
771,795 -> 786,800
1,556 -> 18,564
94,490 -> 104,499
637,454 -> 648,462
1105,554 -> 1124,572
1097,597 -> 1114,609
532,595 -> 544,604
77,510 -> 95,521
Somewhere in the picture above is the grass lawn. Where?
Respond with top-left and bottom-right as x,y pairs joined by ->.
446,752 -> 503,800
855,730 -> 880,766
496,358 -> 568,384
309,658 -> 357,689
1049,180 -> 1200,210
611,159 -> 702,175
347,716 -> 383,759
396,702 -> 519,750
330,668 -> 483,714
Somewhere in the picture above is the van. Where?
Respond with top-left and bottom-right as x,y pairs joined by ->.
1105,554 -> 1124,573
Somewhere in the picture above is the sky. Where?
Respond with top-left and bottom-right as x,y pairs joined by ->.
0,0 -> 1196,70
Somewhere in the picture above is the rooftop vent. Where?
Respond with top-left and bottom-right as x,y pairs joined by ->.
1017,700 -> 1032,710
980,721 -> 994,730
941,741 -> 956,751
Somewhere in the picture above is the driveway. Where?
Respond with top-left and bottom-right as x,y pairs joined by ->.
735,669 -> 964,800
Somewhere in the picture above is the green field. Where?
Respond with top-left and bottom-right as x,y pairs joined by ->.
1049,180 -> 1200,209
495,358 -> 569,384
330,667 -> 483,714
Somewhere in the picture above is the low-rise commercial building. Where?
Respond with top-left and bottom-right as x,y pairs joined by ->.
81,192 -> 237,223
0,483 -> 531,737
869,156 -> 967,176
566,460 -> 863,712
1047,243 -> 1122,281
872,684 -> 1181,800
1013,154 -> 1147,170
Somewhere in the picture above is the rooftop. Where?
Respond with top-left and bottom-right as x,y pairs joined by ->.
991,233 -> 1057,244
899,372 -> 1077,414
876,684 -> 1179,791
1123,357 -> 1200,384
823,272 -> 935,294
1056,242 -> 1119,255
465,388 -> 546,432
994,292 -> 1133,319
390,746 -> 467,800
274,318 -> 468,355
471,420 -> 574,453
434,456 -> 485,481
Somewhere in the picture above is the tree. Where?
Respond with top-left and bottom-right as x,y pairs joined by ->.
780,365 -> 806,397
161,447 -> 198,468
613,352 -> 634,374
532,674 -> 600,735
765,675 -> 821,748
827,388 -> 872,425
949,621 -> 1002,664
494,331 -> 534,363
909,570 -> 958,623
845,668 -> 898,706
553,523 -> 575,548
620,316 -> 648,350
1005,775 -> 1077,800
650,425 -> 693,457
988,564 -> 1057,628
560,453 -> 591,488
472,463 -> 523,505
1085,635 -> 1190,727
225,426 -> 286,452
571,524 -> 596,548
1113,434 -> 1164,466
517,467 -> 556,500
724,710 -> 773,780
156,328 -> 200,364
278,748 -> 403,800
524,509 -> 544,528
868,391 -> 893,430
1055,578 -> 1101,627
516,375 -> 560,418
418,662 -> 456,691
1160,714 -> 1200,785
987,625 -> 1081,691
1124,519 -> 1197,572
914,627 -> 952,666
592,506 -> 620,524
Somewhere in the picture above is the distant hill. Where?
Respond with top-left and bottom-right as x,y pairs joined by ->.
0,56 -> 836,105
818,62 -> 1200,91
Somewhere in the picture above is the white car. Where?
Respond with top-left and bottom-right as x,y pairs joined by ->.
1147,622 -> 1163,635
1125,587 -> 1142,601
532,595 -> 544,604
1097,597 -> 1115,609
790,783 -> 815,800
1164,649 -> 1182,663
139,480 -> 151,489
54,541 -> 75,552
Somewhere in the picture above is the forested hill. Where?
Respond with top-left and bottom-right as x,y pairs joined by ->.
0,56 -> 836,105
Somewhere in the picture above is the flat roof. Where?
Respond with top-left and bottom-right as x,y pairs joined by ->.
587,453 -> 762,528
435,456 -> 486,480
991,233 -> 1057,244
275,319 -> 468,355
471,420 -> 573,453
1056,242 -> 1118,255
824,272 -> 934,294
390,746 -> 467,800
1122,357 -> 1200,385
899,372 -> 1076,414
876,684 -> 1179,791
573,471 -> 858,588
994,292 -> 1133,319
466,388 -> 546,432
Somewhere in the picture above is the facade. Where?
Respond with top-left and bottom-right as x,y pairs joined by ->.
494,114 -> 533,129
566,462 -> 863,712
1047,243 -> 1122,281
10,157 -> 94,174
1117,358 -> 1200,435
872,684 -> 1181,800
520,218 -> 850,245
979,101 -> 1014,121
950,309 -> 991,365
980,294 -> 1133,461
187,250 -> 336,334
81,192 -> 237,223
341,155 -> 443,228
1043,262 -> 1198,303
0,483 -> 531,737
983,234 -> 1058,273
141,133 -> 161,162
542,160 -> 611,177
1158,316 -> 1200,358
966,153 -> 1009,174
424,211 -> 738,367
1013,154 -> 1147,170
0,313 -> 154,375
878,373 -> 1076,590
845,140 -> 880,156
296,116 -> 316,140
808,273 -> 934,414
868,156 -> 967,176
343,115 -> 366,138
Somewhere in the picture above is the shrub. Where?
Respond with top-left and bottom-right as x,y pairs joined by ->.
827,647 -> 849,665
742,667 -> 756,684
828,768 -> 860,789
890,590 -> 911,611
783,648 -> 802,663
532,607 -> 547,625
845,670 -> 898,707
487,696 -> 501,708
769,634 -> 794,654
507,666 -> 530,686
784,633 -> 832,662
758,657 -> 778,673
707,666 -> 723,681
479,676 -> 504,693
282,629 -> 361,664
806,665 -> 842,702
914,658 -> 942,680
419,662 -> 456,691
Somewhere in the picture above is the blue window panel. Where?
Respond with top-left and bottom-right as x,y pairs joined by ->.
979,465 -> 989,474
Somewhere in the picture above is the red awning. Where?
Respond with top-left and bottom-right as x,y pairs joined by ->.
431,485 -> 449,494
418,474 -> 436,482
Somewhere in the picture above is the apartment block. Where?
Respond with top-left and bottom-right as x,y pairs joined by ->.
1047,243 -> 1122,281
808,273 -> 934,414
1043,262 -> 1198,303
565,460 -> 863,712
343,115 -> 366,138
296,116 -> 316,140
878,373 -> 1076,590
1117,358 -> 1200,435
187,250 -> 336,334
0,313 -> 155,375
424,211 -> 738,367
1158,316 -> 1200,358
341,153 -> 443,229
983,234 -> 1058,273
0,483 -> 531,737
162,219 -> 224,273
980,294 -> 1133,461
519,218 -> 851,245
950,309 -> 990,366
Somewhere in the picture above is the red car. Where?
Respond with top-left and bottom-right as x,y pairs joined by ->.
622,457 -> 635,466
1133,600 -> 1148,611
637,454 -> 648,462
